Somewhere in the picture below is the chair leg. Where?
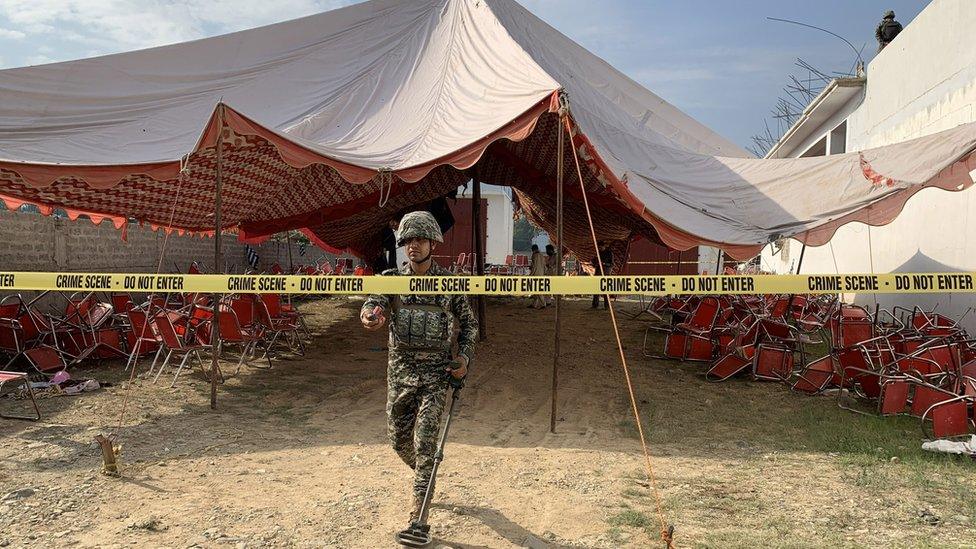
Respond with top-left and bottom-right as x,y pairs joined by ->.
145,345 -> 163,378
234,343 -> 247,375
0,379 -> 41,421
298,316 -> 311,339
3,352 -> 21,370
262,332 -> 281,359
170,352 -> 193,388
152,349 -> 173,384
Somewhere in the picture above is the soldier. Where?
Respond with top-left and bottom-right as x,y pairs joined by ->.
875,10 -> 903,52
360,211 -> 478,523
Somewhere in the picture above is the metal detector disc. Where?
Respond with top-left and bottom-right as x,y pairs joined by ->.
395,525 -> 432,547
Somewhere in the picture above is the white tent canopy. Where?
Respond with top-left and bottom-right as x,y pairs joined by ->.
1,0 -> 974,259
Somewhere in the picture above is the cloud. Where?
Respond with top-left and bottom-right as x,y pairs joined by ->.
0,27 -> 26,39
0,0 -> 351,62
0,27 -> 27,40
24,54 -> 53,66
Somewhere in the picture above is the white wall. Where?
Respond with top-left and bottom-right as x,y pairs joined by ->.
698,246 -> 723,275
482,184 -> 514,264
762,0 -> 976,331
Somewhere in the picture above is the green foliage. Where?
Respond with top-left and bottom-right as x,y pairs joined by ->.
513,214 -> 541,252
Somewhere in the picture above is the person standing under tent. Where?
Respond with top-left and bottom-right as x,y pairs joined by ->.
360,211 -> 478,524
590,242 -> 613,309
529,244 -> 547,309
543,244 -> 558,307
371,217 -> 401,273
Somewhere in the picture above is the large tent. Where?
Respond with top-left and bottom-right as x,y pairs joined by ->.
1,0 -> 975,264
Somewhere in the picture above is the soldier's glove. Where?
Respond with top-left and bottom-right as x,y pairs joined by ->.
447,361 -> 466,390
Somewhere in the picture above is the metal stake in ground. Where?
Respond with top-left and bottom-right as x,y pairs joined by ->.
396,374 -> 465,547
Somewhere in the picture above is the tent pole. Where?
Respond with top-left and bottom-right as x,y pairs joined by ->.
472,179 -> 487,340
795,241 -> 807,275
674,249 -> 682,275
550,112 -> 565,434
286,232 -> 294,273
286,231 -> 295,307
714,248 -> 722,275
786,240 -> 807,325
210,103 -> 226,410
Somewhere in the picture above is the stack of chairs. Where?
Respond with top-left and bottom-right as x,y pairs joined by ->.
0,261 -> 320,408
647,293 -> 975,440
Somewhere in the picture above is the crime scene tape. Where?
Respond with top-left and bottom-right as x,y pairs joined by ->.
1,271 -> 974,296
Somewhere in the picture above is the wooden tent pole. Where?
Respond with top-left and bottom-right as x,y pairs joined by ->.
795,241 -> 807,275
472,179 -> 488,340
550,107 -> 566,434
210,103 -> 225,410
286,232 -> 295,307
785,240 -> 807,325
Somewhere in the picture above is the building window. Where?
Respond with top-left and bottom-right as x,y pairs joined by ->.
800,136 -> 827,157
829,121 -> 847,155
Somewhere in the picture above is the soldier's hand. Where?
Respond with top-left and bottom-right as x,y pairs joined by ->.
447,355 -> 468,379
361,307 -> 386,330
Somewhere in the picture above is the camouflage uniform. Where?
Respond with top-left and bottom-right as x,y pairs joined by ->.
875,11 -> 903,52
362,213 -> 478,499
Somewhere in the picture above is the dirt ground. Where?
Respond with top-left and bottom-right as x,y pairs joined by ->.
1,297 -> 975,548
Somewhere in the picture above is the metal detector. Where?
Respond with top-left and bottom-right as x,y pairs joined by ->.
395,370 -> 465,547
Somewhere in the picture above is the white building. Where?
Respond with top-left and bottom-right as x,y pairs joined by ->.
760,0 -> 976,331
395,182 -> 514,267
482,184 -> 515,265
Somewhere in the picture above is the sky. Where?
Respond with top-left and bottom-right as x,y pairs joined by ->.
0,0 -> 931,152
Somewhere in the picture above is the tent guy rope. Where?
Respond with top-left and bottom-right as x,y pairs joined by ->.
564,112 -> 675,548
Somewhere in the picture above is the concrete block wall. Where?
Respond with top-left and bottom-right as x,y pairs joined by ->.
0,208 -> 336,275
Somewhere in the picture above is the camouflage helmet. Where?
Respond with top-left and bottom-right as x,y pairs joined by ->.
395,211 -> 443,246
883,10 -> 895,19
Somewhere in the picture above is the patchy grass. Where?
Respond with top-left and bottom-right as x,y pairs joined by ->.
613,310 -> 976,548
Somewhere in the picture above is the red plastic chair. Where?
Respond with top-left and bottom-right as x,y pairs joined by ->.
254,298 -> 305,357
217,305 -> 270,373
23,346 -> 67,377
124,308 -> 162,373
790,356 -> 835,395
0,371 -> 40,420
706,353 -> 752,382
752,344 -> 794,381
675,297 -> 721,336
229,296 -> 257,329
151,312 -> 210,387
0,296 -> 43,369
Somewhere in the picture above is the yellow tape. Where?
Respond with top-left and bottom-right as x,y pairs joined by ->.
1,272 -> 974,296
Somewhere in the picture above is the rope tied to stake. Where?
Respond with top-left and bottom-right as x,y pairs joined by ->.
102,152 -> 193,476
561,104 -> 675,548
